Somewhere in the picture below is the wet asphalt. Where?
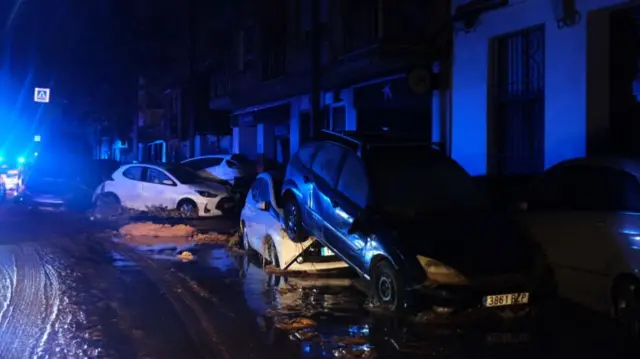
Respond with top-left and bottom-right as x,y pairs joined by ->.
0,204 -> 638,359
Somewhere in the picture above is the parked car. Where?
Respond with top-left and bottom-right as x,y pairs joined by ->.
517,157 -> 640,335
241,171 -> 348,272
181,154 -> 256,184
94,163 -> 235,217
16,161 -> 95,212
280,131 -> 552,312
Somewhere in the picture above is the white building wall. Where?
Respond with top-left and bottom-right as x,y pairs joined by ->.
451,0 -> 625,176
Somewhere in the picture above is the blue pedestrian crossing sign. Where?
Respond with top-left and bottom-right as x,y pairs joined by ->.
34,87 -> 50,103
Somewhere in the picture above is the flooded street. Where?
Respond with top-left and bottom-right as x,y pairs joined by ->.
0,205 -> 637,358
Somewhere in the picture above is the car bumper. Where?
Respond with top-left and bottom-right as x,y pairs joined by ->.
408,274 -> 539,312
194,195 -> 236,217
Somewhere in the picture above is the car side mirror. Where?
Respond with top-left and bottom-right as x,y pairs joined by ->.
162,179 -> 175,186
257,201 -> 270,211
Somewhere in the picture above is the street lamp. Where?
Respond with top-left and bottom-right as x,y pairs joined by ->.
18,157 -> 24,163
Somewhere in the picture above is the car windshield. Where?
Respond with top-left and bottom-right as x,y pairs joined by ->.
165,165 -> 205,184
366,146 -> 488,214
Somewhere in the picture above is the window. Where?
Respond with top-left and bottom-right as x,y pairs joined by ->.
490,26 -> 545,174
251,178 -> 269,202
528,165 -> 640,212
296,143 -> 318,167
311,144 -> 346,187
337,154 -> 368,207
122,166 -> 143,181
238,26 -> 255,72
146,168 -> 173,185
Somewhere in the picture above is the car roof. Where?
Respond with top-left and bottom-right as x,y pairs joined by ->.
551,157 -> 640,179
182,155 -> 228,162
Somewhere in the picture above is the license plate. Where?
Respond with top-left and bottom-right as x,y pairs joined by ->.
320,247 -> 334,256
483,292 -> 529,307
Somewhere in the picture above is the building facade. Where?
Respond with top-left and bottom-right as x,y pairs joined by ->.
210,0 -> 450,164
451,0 -> 640,176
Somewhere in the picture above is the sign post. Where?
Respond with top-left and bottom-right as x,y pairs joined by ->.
33,88 -> 50,103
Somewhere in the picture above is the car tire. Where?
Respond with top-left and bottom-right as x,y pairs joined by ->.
372,260 -> 405,311
282,194 -> 305,243
612,276 -> 640,339
178,199 -> 198,218
94,193 -> 121,217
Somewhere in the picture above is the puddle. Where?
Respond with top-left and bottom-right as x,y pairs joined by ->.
106,239 -> 640,359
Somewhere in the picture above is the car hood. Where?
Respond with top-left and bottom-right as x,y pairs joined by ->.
385,211 -> 536,279
187,182 -> 229,195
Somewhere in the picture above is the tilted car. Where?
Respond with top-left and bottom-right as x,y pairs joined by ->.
94,163 -> 235,217
280,131 -> 553,313
181,154 -> 256,184
240,171 -> 348,271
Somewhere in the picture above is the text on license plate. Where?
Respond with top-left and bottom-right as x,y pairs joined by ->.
483,293 -> 529,307
320,247 -> 335,256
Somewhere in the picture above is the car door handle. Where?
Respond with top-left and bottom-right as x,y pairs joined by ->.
303,175 -> 311,184
331,199 -> 339,208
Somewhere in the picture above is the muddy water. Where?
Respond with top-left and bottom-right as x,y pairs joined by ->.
144,243 -> 636,359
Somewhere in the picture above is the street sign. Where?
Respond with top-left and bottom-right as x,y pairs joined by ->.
34,88 -> 50,103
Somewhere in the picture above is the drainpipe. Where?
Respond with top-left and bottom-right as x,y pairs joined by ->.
187,0 -> 197,157
309,0 -> 321,139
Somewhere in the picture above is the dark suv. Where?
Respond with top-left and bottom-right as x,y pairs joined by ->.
281,131 -> 551,312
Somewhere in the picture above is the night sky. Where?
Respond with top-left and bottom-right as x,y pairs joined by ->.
0,0 -> 184,143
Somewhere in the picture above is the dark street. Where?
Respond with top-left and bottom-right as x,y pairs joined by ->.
0,205 -> 636,359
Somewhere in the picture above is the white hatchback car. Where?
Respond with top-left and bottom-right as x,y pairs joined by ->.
181,154 -> 255,184
240,171 -> 348,272
94,163 -> 235,217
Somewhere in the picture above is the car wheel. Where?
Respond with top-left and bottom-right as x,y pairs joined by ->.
613,277 -> 640,338
372,260 -> 405,311
282,194 -> 305,243
95,193 -> 121,217
178,199 -> 198,218
265,237 -> 280,269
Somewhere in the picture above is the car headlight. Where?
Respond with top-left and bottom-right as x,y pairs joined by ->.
417,255 -> 469,285
196,190 -> 218,198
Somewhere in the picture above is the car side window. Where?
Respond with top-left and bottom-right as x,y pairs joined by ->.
337,154 -> 369,207
122,166 -> 143,181
528,165 -> 640,212
296,143 -> 318,168
146,168 -> 174,185
311,144 -> 346,187
251,178 -> 266,202
257,179 -> 271,202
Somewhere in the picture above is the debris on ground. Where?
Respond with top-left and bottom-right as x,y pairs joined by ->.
264,265 -> 310,276
275,317 -> 317,331
177,251 -> 194,262
119,222 -> 197,237
192,232 -> 231,244
333,347 -> 375,358
332,336 -> 368,345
